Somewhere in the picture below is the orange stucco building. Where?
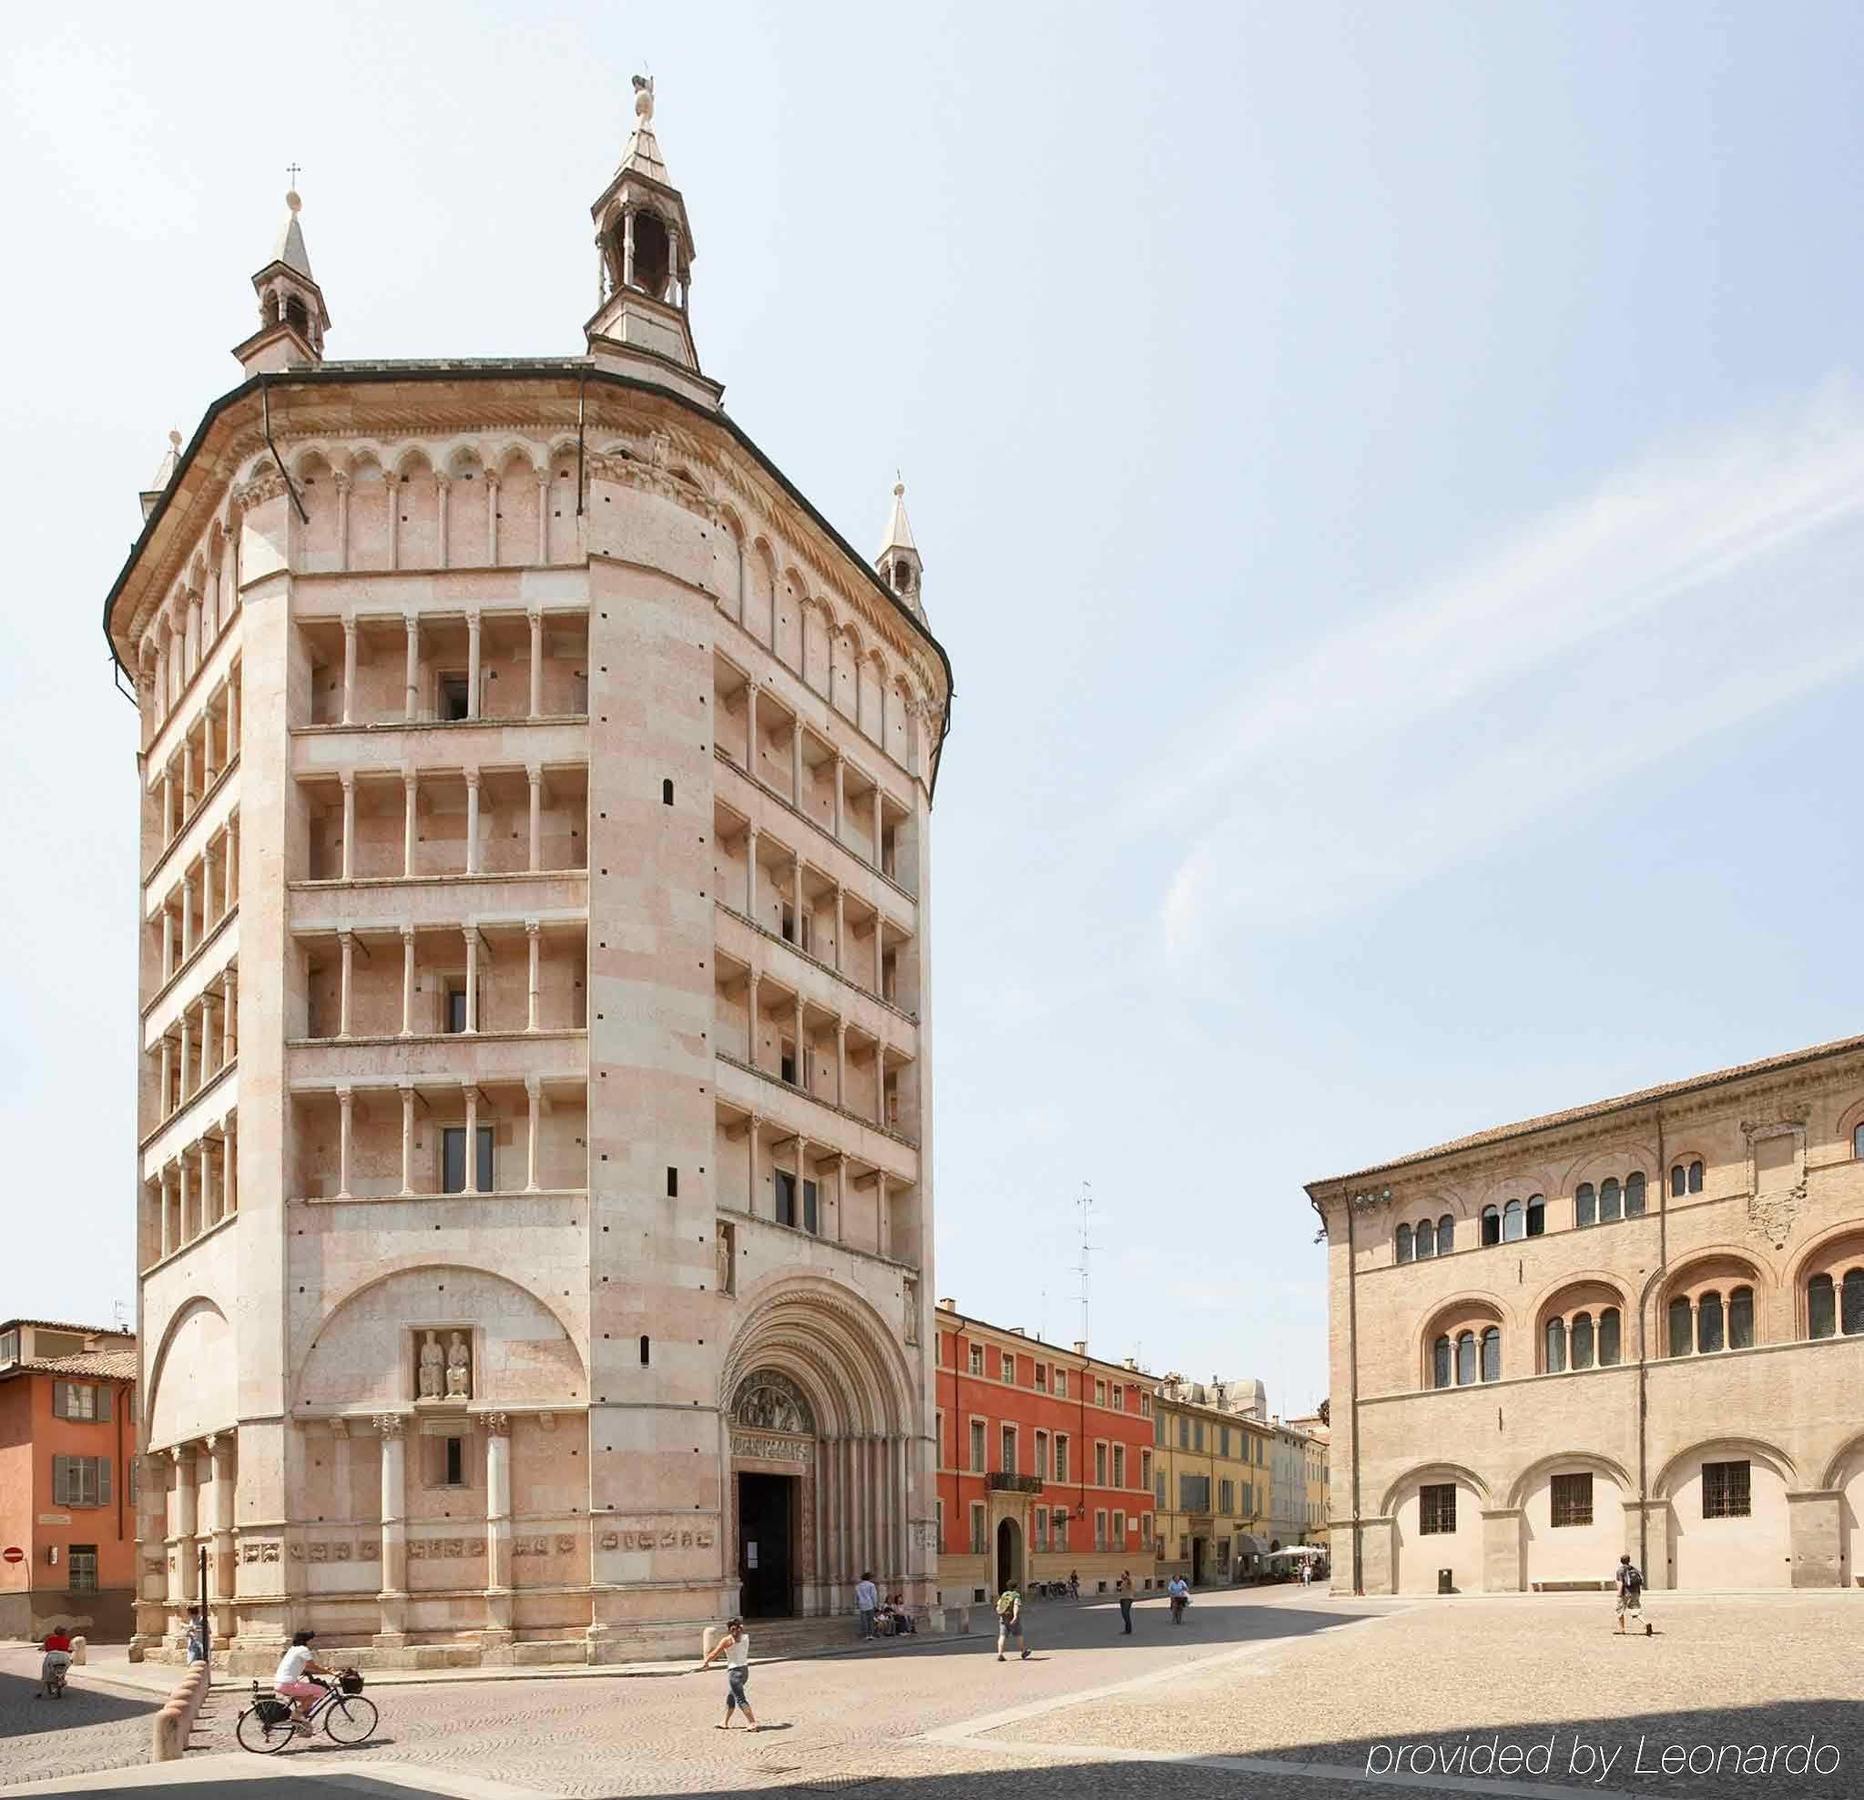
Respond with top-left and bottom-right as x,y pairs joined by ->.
0,1320 -> 139,1641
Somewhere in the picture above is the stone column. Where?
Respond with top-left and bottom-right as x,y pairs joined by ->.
223,1114 -> 237,1213
436,476 -> 450,569
534,473 -> 549,563
792,992 -> 805,1089
225,815 -> 239,908
206,1432 -> 236,1645
464,1083 -> 481,1195
833,888 -> 845,973
341,617 -> 358,725
484,1413 -> 514,1649
528,611 -> 544,717
833,755 -> 845,842
222,969 -> 237,1063
401,926 -> 416,1035
162,905 -> 176,983
182,735 -> 195,821
874,916 -> 885,994
178,1012 -> 193,1102
836,1022 -> 847,1108
872,788 -> 884,869
227,667 -> 241,751
336,471 -> 352,568
746,684 -> 759,778
464,769 -> 481,875
181,871 -> 195,959
486,474 -> 499,562
526,921 -> 541,1031
177,1154 -> 192,1245
791,719 -> 804,803
170,1445 -> 199,1615
131,1452 -> 171,1653
374,1415 -> 409,1646
404,614 -> 421,720
198,1142 -> 216,1232
403,773 -> 418,876
463,928 -> 478,1034
744,826 -> 758,916
340,774 -> 356,880
745,1116 -> 760,1216
746,972 -> 760,1066
337,1086 -> 354,1199
159,1037 -> 173,1121
466,614 -> 482,720
527,767 -> 543,871
876,1174 -> 889,1259
200,993 -> 218,1081
159,1166 -> 175,1260
338,930 -> 354,1038
525,1078 -> 542,1192
400,1083 -> 416,1196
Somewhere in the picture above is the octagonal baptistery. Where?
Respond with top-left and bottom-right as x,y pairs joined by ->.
106,82 -> 953,1669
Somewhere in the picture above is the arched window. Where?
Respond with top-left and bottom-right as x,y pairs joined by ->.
1599,1306 -> 1622,1366
1688,1159 -> 1703,1192
1668,1296 -> 1692,1357
1480,1206 -> 1500,1246
1544,1318 -> 1567,1373
1456,1332 -> 1477,1386
1526,1195 -> 1546,1236
1414,1222 -> 1434,1260
1855,1124 -> 1864,1160
1395,1223 -> 1413,1263
1728,1285 -> 1754,1350
1697,1290 -> 1724,1354
1502,1199 -> 1524,1242
1843,1269 -> 1864,1335
1576,1183 -> 1596,1227
1625,1172 -> 1646,1217
1599,1177 -> 1622,1223
1809,1273 -> 1837,1339
1432,1335 -> 1452,1389
1570,1312 -> 1595,1370
1670,1163 -> 1686,1198
1479,1327 -> 1501,1383
1436,1215 -> 1454,1255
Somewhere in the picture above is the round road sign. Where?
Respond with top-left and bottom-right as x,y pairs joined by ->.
1,1546 -> 24,1564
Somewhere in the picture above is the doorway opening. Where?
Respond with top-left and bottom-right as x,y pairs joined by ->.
1191,1537 -> 1206,1586
995,1516 -> 1023,1594
737,1472 -> 794,1617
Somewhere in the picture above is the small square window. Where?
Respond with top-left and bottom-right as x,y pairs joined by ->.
1418,1482 -> 1457,1536
439,674 -> 471,720
1550,1472 -> 1593,1528
1702,1460 -> 1751,1519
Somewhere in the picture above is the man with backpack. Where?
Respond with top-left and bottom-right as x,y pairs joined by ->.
1613,1553 -> 1645,1632
994,1580 -> 1030,1662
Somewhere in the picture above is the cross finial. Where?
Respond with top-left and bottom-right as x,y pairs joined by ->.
286,161 -> 302,188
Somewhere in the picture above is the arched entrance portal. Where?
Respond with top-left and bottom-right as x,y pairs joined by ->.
720,1280 -> 926,1622
996,1517 -> 1024,1594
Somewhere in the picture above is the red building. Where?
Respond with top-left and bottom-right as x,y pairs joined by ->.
0,1319 -> 139,1641
932,1300 -> 1158,1607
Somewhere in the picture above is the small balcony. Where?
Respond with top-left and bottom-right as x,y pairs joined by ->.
987,1473 -> 1044,1495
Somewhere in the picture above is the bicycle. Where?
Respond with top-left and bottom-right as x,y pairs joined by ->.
42,1659 -> 69,1700
235,1669 -> 378,1754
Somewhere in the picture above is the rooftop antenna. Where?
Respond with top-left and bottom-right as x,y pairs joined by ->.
1074,1181 -> 1096,1347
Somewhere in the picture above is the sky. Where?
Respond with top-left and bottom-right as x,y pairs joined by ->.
4,2 -> 1864,1411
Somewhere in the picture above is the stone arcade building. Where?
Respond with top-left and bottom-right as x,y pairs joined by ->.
107,81 -> 953,1667
1309,1034 -> 1864,1598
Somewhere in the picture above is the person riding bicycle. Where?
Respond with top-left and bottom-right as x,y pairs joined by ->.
41,1626 -> 74,1694
273,1630 -> 335,1730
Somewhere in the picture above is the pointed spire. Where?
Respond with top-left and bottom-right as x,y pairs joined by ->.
276,188 -> 314,279
880,478 -> 917,557
875,477 -> 925,619
584,76 -> 717,403
619,74 -> 669,183
234,180 -> 331,375
140,429 -> 184,521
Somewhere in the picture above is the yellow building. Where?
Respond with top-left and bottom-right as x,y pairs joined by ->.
1150,1377 -> 1274,1586
1288,1413 -> 1332,1542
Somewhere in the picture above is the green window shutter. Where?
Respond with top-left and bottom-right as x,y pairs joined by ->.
99,1458 -> 112,1505
52,1382 -> 69,1420
97,1385 -> 112,1422
53,1455 -> 69,1505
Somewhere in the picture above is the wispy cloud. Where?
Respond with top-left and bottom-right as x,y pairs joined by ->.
1149,381 -> 1864,959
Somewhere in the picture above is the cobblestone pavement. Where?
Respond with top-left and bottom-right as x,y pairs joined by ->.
8,1589 -> 1862,1798
0,1653 -> 161,1789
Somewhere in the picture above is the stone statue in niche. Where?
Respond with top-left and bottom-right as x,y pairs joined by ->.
418,1331 -> 445,1400
445,1332 -> 472,1400
732,1370 -> 812,1436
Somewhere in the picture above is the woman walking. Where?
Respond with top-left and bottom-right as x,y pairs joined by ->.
697,1617 -> 761,1730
